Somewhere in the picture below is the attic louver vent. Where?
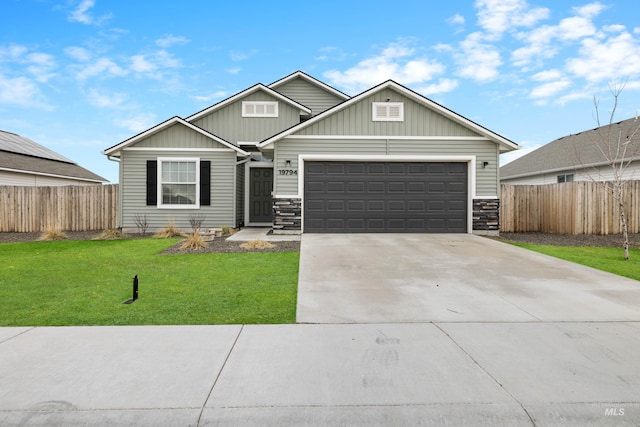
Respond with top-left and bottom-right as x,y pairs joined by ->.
242,101 -> 278,117
372,102 -> 404,121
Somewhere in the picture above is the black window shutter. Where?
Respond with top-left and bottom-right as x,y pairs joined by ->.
200,161 -> 211,206
146,160 -> 157,206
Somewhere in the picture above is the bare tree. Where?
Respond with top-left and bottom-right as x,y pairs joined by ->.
579,81 -> 640,260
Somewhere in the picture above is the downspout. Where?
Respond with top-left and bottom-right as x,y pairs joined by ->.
105,154 -> 122,229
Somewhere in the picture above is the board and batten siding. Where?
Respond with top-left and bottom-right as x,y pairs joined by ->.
270,77 -> 345,115
191,92 -> 302,145
274,138 -> 499,197
296,89 -> 480,138
120,149 -> 237,232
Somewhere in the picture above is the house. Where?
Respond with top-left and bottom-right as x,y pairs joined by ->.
0,130 -> 107,186
500,117 -> 640,185
103,71 -> 518,235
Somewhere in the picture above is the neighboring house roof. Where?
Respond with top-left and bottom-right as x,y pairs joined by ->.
258,80 -> 519,152
185,83 -> 312,122
500,117 -> 640,180
0,129 -> 107,183
103,116 -> 251,157
268,70 -> 350,102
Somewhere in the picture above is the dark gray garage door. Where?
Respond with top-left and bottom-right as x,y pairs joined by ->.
304,162 -> 467,233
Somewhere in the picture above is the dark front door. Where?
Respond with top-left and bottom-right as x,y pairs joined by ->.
304,161 -> 468,233
249,168 -> 273,223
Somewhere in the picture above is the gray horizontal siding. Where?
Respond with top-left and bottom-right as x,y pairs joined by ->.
120,149 -> 237,231
192,92 -> 301,144
296,89 -> 480,137
274,138 -> 499,197
272,77 -> 344,115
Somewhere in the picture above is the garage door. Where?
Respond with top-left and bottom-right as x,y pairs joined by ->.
304,162 -> 467,233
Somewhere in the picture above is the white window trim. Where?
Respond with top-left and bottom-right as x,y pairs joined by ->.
242,101 -> 279,117
157,157 -> 200,209
372,102 -> 404,122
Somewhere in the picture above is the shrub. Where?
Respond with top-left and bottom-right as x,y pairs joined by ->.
240,240 -> 275,250
221,226 -> 236,236
154,220 -> 184,238
180,232 -> 208,251
39,229 -> 68,241
133,214 -> 149,236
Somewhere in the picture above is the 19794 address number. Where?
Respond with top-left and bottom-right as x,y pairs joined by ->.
278,169 -> 298,175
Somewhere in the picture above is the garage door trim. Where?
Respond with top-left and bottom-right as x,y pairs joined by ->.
297,154 -> 476,233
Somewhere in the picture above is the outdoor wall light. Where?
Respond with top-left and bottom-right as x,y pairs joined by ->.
285,160 -> 291,167
482,161 -> 490,168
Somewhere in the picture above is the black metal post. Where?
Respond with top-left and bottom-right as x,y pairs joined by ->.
133,275 -> 138,301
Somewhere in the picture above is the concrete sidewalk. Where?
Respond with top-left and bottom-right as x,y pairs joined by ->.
1,323 -> 639,426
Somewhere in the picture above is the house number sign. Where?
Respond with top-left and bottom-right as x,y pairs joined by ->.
278,169 -> 298,175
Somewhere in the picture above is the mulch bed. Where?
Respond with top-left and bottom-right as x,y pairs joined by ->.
0,231 -> 300,254
1,231 -> 638,252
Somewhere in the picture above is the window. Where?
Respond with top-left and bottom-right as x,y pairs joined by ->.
372,102 -> 404,121
159,158 -> 199,207
557,174 -> 574,183
242,101 -> 278,117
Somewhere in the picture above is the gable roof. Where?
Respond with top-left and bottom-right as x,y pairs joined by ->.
0,130 -> 107,183
500,117 -> 640,180
258,80 -> 519,152
103,116 -> 250,157
268,70 -> 350,101
186,83 -> 312,122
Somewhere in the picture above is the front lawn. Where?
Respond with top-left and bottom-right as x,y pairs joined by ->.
510,243 -> 640,281
0,239 -> 299,326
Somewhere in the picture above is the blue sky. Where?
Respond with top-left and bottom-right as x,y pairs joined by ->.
2,0 -> 639,184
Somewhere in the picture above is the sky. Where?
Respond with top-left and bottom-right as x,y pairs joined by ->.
2,0 -> 640,184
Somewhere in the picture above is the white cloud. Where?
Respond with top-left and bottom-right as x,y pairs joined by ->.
0,74 -> 48,108
25,52 -> 57,83
566,31 -> 640,82
456,32 -> 502,82
65,46 -> 92,62
447,14 -> 466,26
193,91 -> 228,103
416,78 -> 459,96
531,69 -> 564,81
529,79 -> 572,101
227,67 -> 241,75
87,89 -> 126,108
117,113 -> 157,133
573,2 -> 607,19
69,0 -> 95,24
230,50 -> 257,61
156,35 -> 189,48
76,57 -> 128,80
324,40 -> 445,94
130,55 -> 156,73
475,0 -> 549,39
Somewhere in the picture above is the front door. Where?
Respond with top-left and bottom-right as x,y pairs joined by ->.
249,168 -> 273,223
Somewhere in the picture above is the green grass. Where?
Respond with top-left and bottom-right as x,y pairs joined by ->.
510,243 -> 640,281
0,239 -> 299,326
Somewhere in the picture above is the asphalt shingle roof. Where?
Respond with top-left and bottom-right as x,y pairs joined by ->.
0,130 -> 107,183
500,117 -> 640,179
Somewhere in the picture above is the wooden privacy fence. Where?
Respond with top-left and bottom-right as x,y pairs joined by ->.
501,181 -> 640,234
0,185 -> 119,232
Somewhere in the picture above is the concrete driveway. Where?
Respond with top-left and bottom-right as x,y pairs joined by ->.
297,234 -> 640,323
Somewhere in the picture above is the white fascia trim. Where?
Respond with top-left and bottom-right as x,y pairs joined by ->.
103,116 -> 250,157
238,141 -> 259,146
186,84 -> 311,122
274,194 -> 300,199
296,154 -> 477,234
0,167 -> 105,183
125,147 -> 235,152
286,135 -> 491,141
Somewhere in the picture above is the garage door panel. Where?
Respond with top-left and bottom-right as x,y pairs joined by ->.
304,162 -> 468,233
